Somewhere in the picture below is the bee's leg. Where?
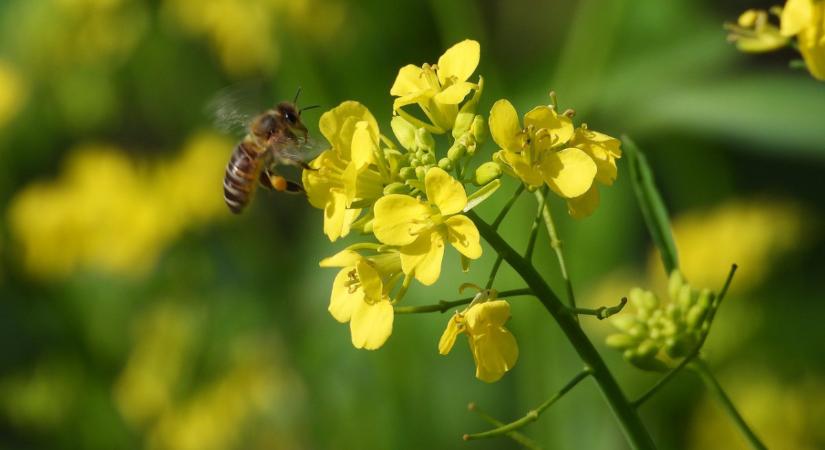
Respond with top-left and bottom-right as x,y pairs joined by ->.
277,153 -> 316,171
261,169 -> 304,194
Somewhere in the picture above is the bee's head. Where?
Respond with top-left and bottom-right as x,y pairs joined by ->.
276,101 -> 308,141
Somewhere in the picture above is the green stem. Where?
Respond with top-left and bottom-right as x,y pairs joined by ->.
465,368 -> 592,441
485,256 -> 504,289
493,183 -> 526,230
524,189 -> 548,261
393,288 -> 532,314
572,297 -> 627,320
465,403 -> 541,450
467,210 -> 656,450
534,188 -> 577,312
690,359 -> 767,450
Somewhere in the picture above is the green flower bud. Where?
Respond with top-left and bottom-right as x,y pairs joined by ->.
414,149 -> 425,161
677,284 -> 693,309
668,270 -> 685,302
415,128 -> 435,152
447,142 -> 466,161
438,157 -> 452,171
409,158 -> 420,168
415,166 -> 426,181
611,316 -> 637,333
361,218 -> 374,234
664,337 -> 690,358
399,167 -> 416,180
383,182 -> 407,195
471,115 -> 486,144
474,161 -> 503,185
421,152 -> 436,165
606,333 -> 638,350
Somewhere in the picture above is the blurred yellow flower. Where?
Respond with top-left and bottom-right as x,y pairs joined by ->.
390,39 -> 481,133
7,131 -> 230,278
650,199 -> 807,294
320,249 -> 401,350
0,60 -> 27,128
439,299 -> 518,383
725,9 -> 790,53
690,368 -> 825,450
489,99 -> 620,218
781,0 -> 825,80
304,101 -> 386,241
373,167 -> 481,285
163,0 -> 345,75
114,303 -> 198,428
115,304 -> 306,450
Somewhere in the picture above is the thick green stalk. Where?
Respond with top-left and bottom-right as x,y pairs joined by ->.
467,210 -> 656,450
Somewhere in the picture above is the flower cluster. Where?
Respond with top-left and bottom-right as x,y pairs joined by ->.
605,271 -> 714,371
304,40 -> 620,382
727,0 -> 825,80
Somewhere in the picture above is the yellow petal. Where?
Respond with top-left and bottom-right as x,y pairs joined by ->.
542,147 -> 597,198
390,64 -> 428,97
433,81 -> 475,105
355,260 -> 383,301
438,314 -> 463,355
781,0 -> 813,37
319,249 -> 361,268
319,101 -> 379,157
329,269 -> 363,323
437,39 -> 480,85
465,300 -> 511,330
373,194 -> 431,246
567,185 -> 601,219
498,150 -> 544,187
470,327 -> 518,383
524,106 -> 574,146
391,116 -> 417,150
425,167 -> 467,215
445,215 -> 481,259
350,299 -> 393,350
572,128 -> 621,186
400,229 -> 445,286
489,99 -> 522,151
323,190 -> 359,241
350,121 -> 377,169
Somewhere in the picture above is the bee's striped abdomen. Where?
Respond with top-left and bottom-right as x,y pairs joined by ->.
223,140 -> 264,214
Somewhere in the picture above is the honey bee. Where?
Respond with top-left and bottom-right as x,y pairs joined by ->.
222,90 -> 318,214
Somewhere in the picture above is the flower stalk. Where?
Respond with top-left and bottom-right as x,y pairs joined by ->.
467,210 -> 657,450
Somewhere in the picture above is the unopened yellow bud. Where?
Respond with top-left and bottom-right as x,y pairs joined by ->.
606,333 -> 637,350
447,142 -> 466,161
438,157 -> 452,171
471,115 -> 486,144
416,128 -> 435,152
473,161 -> 502,185
383,182 -> 407,195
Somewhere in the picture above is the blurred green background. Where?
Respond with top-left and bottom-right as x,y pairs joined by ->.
1,0 -> 824,449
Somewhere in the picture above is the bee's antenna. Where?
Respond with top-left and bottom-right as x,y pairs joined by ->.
300,104 -> 320,114
293,87 -> 303,105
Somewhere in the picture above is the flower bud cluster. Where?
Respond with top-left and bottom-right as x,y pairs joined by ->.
606,271 -> 714,371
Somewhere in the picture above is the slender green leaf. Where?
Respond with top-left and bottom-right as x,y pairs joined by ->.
623,136 -> 679,274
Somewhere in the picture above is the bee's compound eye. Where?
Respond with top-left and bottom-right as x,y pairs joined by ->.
284,111 -> 297,124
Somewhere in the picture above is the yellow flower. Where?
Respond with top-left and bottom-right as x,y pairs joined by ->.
781,0 -> 825,80
320,250 -> 401,350
438,300 -> 519,383
489,99 -> 619,218
566,125 -> 622,219
390,39 -> 481,133
372,167 -> 481,285
304,101 -> 386,241
725,9 -> 790,53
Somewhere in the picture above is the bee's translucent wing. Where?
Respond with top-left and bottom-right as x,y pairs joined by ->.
205,81 -> 271,136
274,135 -> 327,163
